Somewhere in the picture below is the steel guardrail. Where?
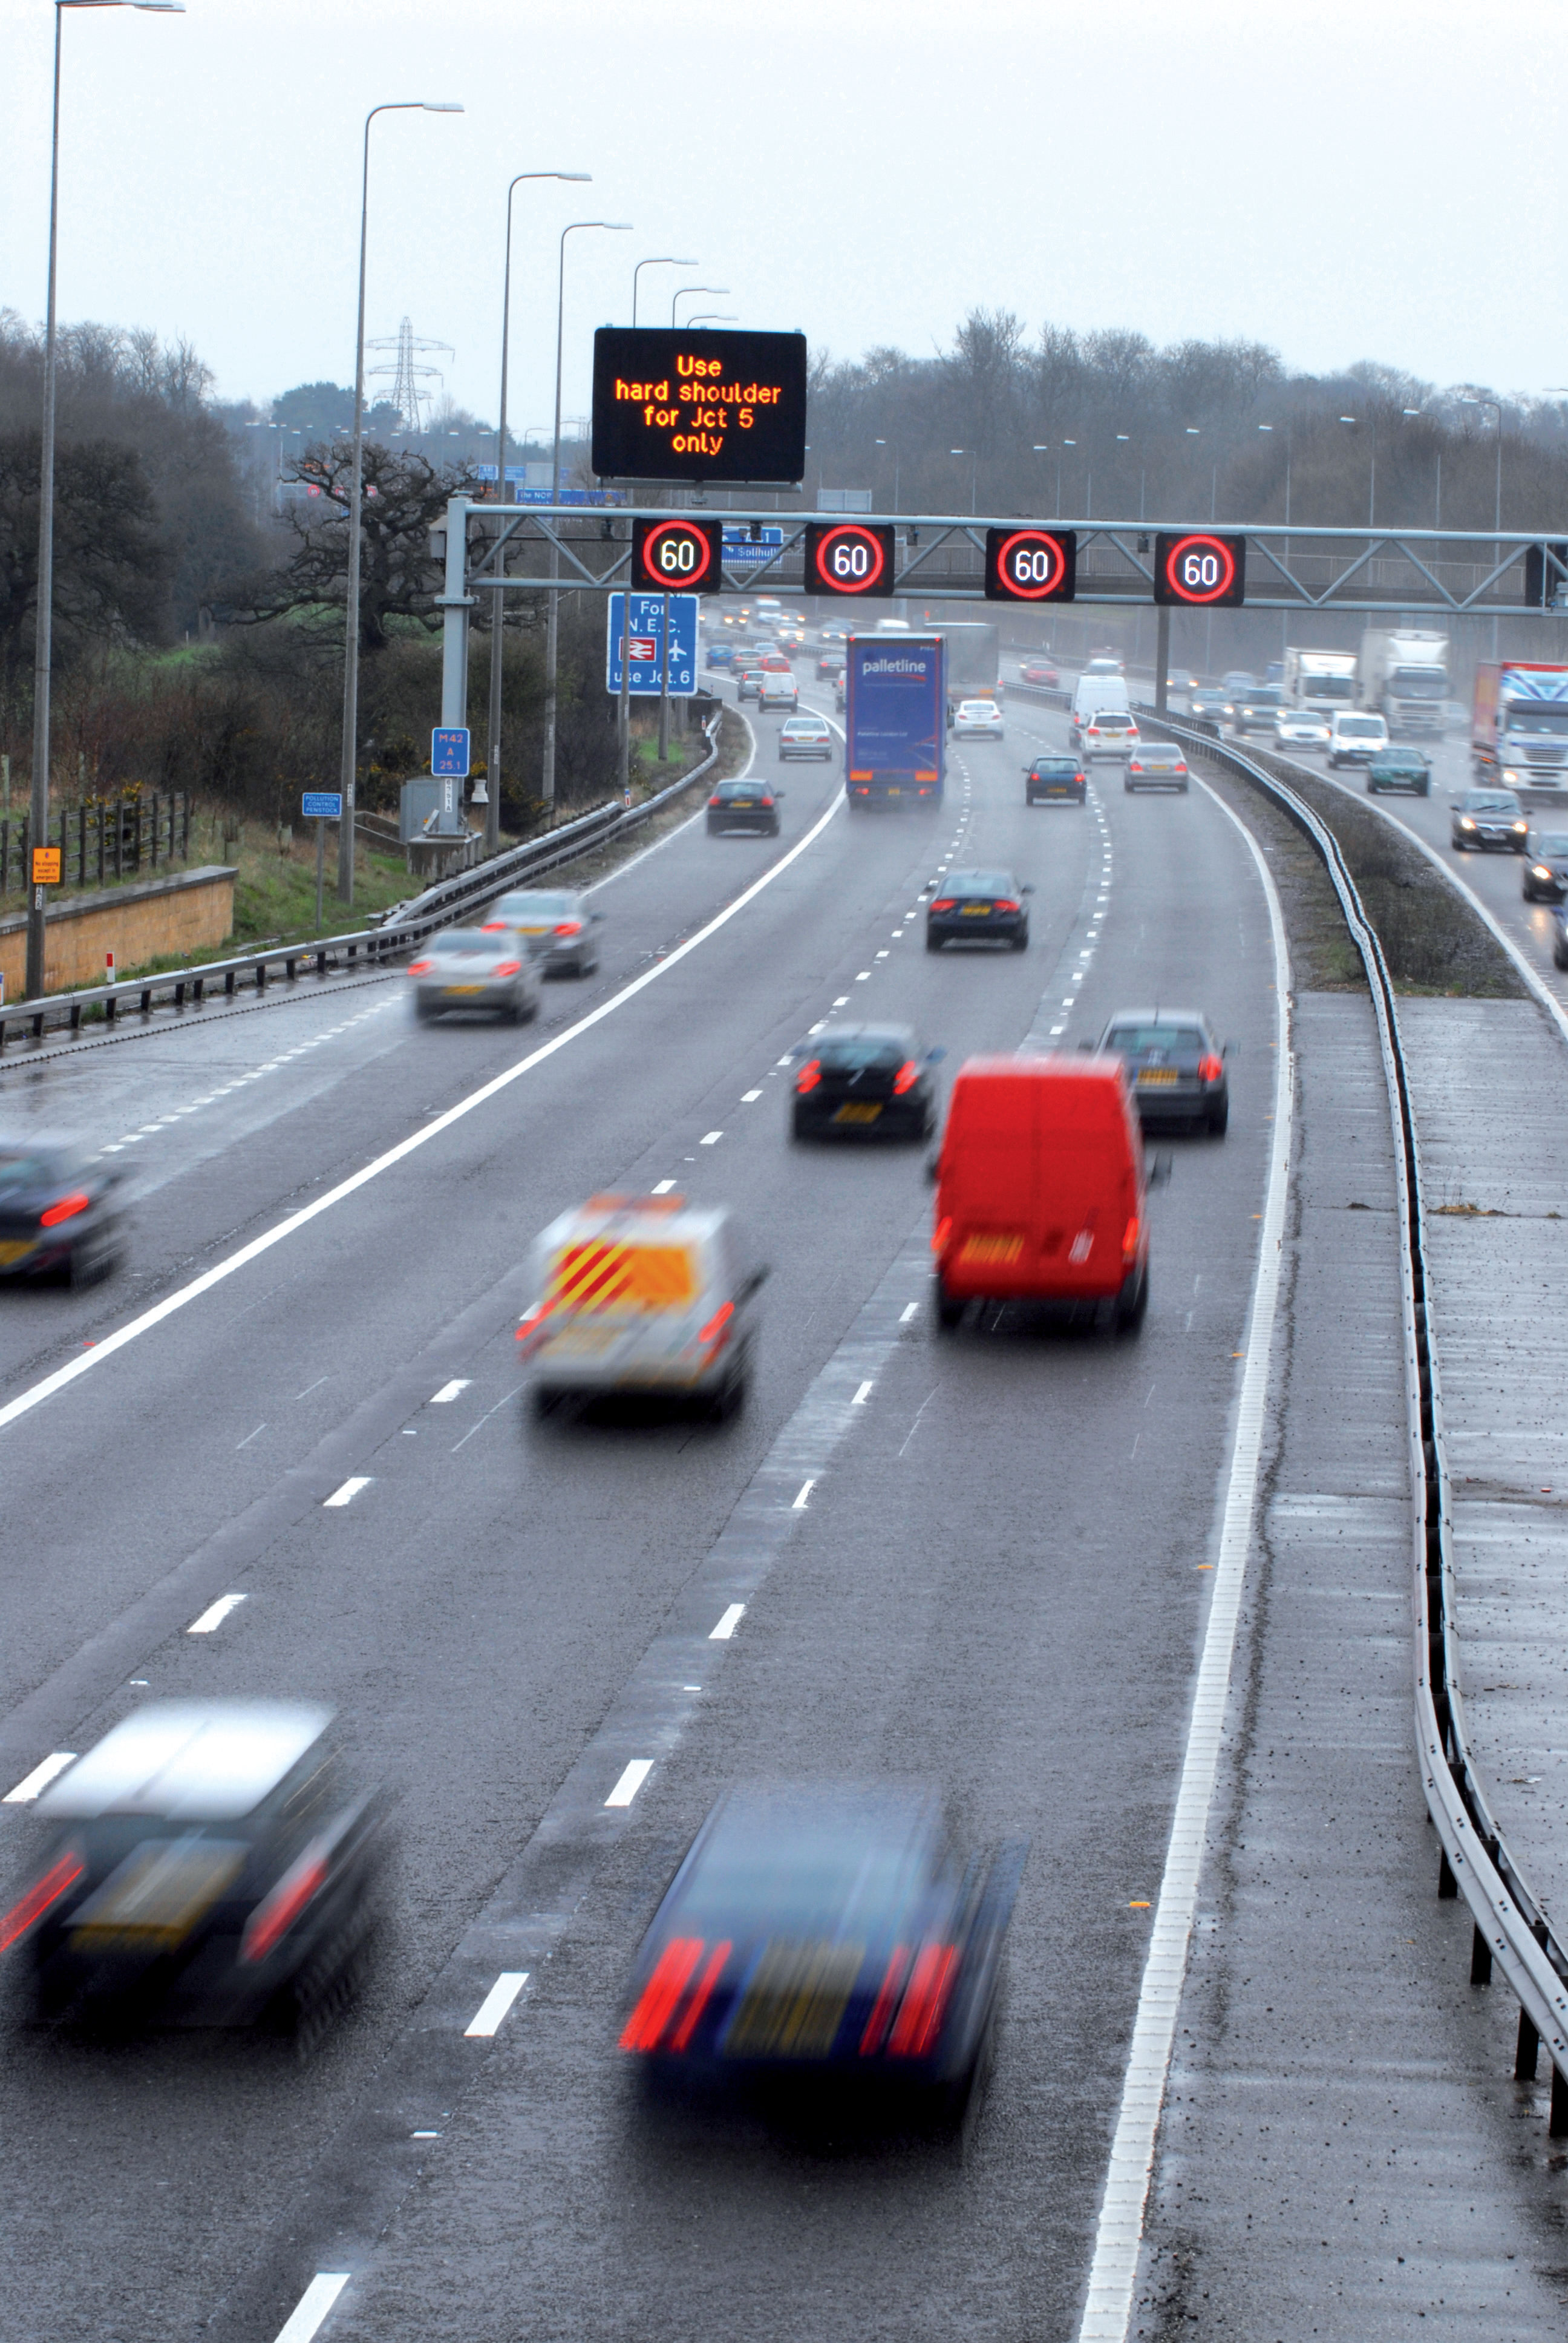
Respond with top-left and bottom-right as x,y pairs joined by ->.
1013,677 -> 1568,2132
0,714 -> 724,1054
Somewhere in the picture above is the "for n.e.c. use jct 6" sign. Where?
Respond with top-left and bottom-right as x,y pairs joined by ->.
591,328 -> 807,487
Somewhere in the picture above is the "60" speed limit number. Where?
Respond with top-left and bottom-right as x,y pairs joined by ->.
632,517 -> 722,594
985,526 -> 1077,603
1153,531 -> 1246,608
804,522 -> 895,598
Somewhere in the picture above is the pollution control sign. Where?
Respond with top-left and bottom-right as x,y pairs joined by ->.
591,329 -> 808,486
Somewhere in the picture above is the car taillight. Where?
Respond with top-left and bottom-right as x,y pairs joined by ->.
697,1300 -> 734,1349
619,1936 -> 731,2053
709,794 -> 723,807
554,920 -> 583,937
892,1060 -> 919,1095
241,1844 -> 329,1964
758,794 -> 774,808
1198,1054 -> 1223,1083
1175,762 -> 1187,775
932,1215 -> 952,1253
993,899 -> 1019,914
0,1849 -> 85,1953
929,898 -> 956,913
39,1191 -> 91,1228
886,1942 -> 959,2057
408,958 -> 433,976
859,1945 -> 912,2054
492,960 -> 523,977
1123,1216 -> 1141,1261
1128,762 -> 1143,773
795,1058 -> 822,1093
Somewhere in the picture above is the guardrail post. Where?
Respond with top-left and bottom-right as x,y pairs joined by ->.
1515,2005 -> 1540,2080
1552,2064 -> 1568,2137
1470,1922 -> 1494,1985
1438,1850 -> 1458,1897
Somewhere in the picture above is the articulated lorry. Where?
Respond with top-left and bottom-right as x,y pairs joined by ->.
1283,647 -> 1358,716
1358,629 -> 1449,735
1472,662 -> 1568,793
845,633 -> 947,811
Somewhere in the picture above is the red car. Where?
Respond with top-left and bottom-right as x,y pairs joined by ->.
1020,658 -> 1059,687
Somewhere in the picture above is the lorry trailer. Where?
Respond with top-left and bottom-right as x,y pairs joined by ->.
1358,629 -> 1449,735
845,633 -> 947,811
1283,647 -> 1358,716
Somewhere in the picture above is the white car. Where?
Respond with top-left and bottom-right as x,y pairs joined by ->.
1082,710 -> 1139,760
952,698 -> 1005,740
757,674 -> 799,711
1275,709 -> 1331,750
779,715 -> 833,761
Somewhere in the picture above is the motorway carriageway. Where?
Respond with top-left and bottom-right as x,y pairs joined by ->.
0,677 -> 1283,2341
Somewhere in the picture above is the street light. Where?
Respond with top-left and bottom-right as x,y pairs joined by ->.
336,99 -> 463,908
949,448 -> 978,514
632,257 -> 696,327
1462,395 -> 1505,655
541,220 -> 632,811
685,315 -> 736,327
671,286 -> 728,326
875,438 -> 898,513
478,169 -> 590,850
1337,413 -> 1379,527
28,0 -> 184,1003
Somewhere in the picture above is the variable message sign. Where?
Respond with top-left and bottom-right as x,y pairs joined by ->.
592,329 -> 808,485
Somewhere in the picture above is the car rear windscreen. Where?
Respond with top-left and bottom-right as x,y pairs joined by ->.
498,893 -> 574,919
1106,1026 -> 1206,1056
817,1038 -> 910,1071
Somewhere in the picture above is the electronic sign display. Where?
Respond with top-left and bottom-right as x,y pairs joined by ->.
984,526 -> 1077,603
632,517 -> 724,594
804,520 -> 896,598
591,329 -> 807,486
1153,531 -> 1246,607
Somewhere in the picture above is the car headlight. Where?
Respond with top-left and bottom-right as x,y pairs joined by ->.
1503,768 -> 1522,784
1514,821 -> 1529,833
1459,816 -> 1476,829
1533,865 -> 1553,879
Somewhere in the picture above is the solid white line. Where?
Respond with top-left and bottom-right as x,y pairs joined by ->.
187,1593 -> 246,1635
605,1758 -> 653,1808
710,1602 -> 745,1640
430,1379 -> 471,1404
1076,775 -> 1295,2343
792,1478 -> 815,1509
272,2273 -> 350,2343
463,1970 -> 529,2038
3,1751 -> 76,1804
0,784 -> 846,1438
852,1380 -> 874,1405
322,1476 -> 371,1509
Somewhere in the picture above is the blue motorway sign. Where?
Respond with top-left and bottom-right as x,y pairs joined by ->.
431,727 -> 471,778
722,525 -> 785,566
301,791 -> 342,821
606,593 -> 698,696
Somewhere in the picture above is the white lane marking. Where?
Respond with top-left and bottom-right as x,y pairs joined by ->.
463,1970 -> 529,2037
832,995 -> 849,1007
854,971 -> 871,982
411,2130 -> 440,2139
651,1178 -> 678,1195
295,1377 -> 329,1400
431,1380 -> 471,1404
1076,775 -> 1294,2343
4,1751 -> 76,1804
741,1089 -> 762,1103
0,784 -> 848,1437
710,1603 -> 746,1640
235,1422 -> 267,1450
273,2273 -> 350,2343
322,1476 -> 371,1508
700,1130 -> 723,1145
852,1380 -> 874,1406
450,1384 -> 523,1453
605,1758 -> 654,1808
187,1593 -> 246,1635
875,950 -> 889,960
776,1056 -> 792,1068
899,1300 -> 918,1323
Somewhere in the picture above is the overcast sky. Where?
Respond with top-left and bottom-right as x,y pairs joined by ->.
3,0 -> 1564,435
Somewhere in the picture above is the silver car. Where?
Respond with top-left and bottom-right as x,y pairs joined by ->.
410,926 -> 542,1024
484,888 -> 601,977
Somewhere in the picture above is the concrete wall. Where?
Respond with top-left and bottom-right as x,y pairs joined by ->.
0,865 -> 237,1001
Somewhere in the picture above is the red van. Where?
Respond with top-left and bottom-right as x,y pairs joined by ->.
931,1055 -> 1151,1333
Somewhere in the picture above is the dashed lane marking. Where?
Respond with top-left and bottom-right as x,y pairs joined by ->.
187,1593 -> 246,1635
272,2274 -> 350,2343
431,1380 -> 471,1403
463,1971 -> 529,2038
710,1604 -> 746,1640
322,1476 -> 371,1509
605,1758 -> 654,1809
3,1752 -> 76,1803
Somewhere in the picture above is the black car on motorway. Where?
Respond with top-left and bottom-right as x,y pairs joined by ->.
1230,684 -> 1284,735
1024,754 -> 1086,806
1451,788 -> 1528,852
1522,828 -> 1568,901
707,778 -> 783,837
1188,686 -> 1233,724
619,1782 -> 1025,2130
1366,747 -> 1431,796
788,1023 -> 944,1141
0,1137 -> 125,1288
926,869 -> 1033,951
1094,1008 -> 1229,1135
2,1700 -> 387,2044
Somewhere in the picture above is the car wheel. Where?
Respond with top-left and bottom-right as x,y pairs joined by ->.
1011,927 -> 1028,951
1556,941 -> 1568,970
415,998 -> 439,1023
713,1353 -> 750,1422
1207,1101 -> 1229,1137
926,934 -> 942,953
1117,1264 -> 1149,1334
934,1277 -> 964,1331
1178,781 -> 1189,793
69,1227 -> 117,1289
1123,778 -> 1134,793
1524,878 -> 1537,900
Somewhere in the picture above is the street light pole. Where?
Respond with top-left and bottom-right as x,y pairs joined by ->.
671,287 -> 728,327
1462,396 -> 1505,658
875,438 -> 899,512
949,450 -> 977,514
28,0 -> 183,1003
338,99 -> 462,905
632,257 -> 696,327
480,170 -> 590,857
541,220 -> 632,812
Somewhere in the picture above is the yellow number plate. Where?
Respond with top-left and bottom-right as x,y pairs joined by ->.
725,1939 -> 865,2060
1138,1069 -> 1180,1085
0,1239 -> 35,1266
961,903 -> 991,916
443,984 -> 486,996
833,1103 -> 882,1124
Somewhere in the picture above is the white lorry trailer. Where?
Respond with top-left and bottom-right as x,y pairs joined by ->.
1357,629 -> 1449,735
1283,647 -> 1358,718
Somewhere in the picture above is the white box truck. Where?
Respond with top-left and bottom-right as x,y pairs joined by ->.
1358,630 -> 1449,735
1283,647 -> 1358,717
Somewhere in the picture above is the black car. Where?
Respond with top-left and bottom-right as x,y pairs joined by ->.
1366,747 -> 1431,796
926,869 -> 1033,951
815,652 -> 846,679
1230,686 -> 1284,735
1024,755 -> 1086,807
789,1023 -> 944,1141
2,1700 -> 387,2044
1523,828 -> 1568,901
707,779 -> 783,837
619,1783 -> 1025,2129
1451,788 -> 1528,853
0,1138 -> 125,1288
1188,687 -> 1233,724
1094,1008 -> 1229,1135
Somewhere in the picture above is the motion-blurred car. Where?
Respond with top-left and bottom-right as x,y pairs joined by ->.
814,652 -> 846,679
789,1023 -> 944,1141
1230,685 -> 1284,735
1523,828 -> 1568,901
1365,747 -> 1431,797
820,624 -> 849,644
2,1700 -> 385,2042
1024,754 -> 1086,807
736,669 -> 768,703
482,888 -> 601,977
926,870 -> 1033,951
952,698 -> 1005,741
705,643 -> 737,672
516,1193 -> 766,1418
1124,742 -> 1189,793
1451,788 -> 1528,852
779,715 -> 832,762
1082,710 -> 1138,761
757,673 -> 799,712
0,1139 -> 125,1289
1275,708 -> 1331,750
708,779 -> 783,836
618,1782 -> 1024,2128
759,651 -> 793,673
1221,669 -> 1256,695
1189,687 -> 1233,723
1019,657 -> 1060,687
408,927 -> 541,1024
1095,1009 -> 1229,1135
